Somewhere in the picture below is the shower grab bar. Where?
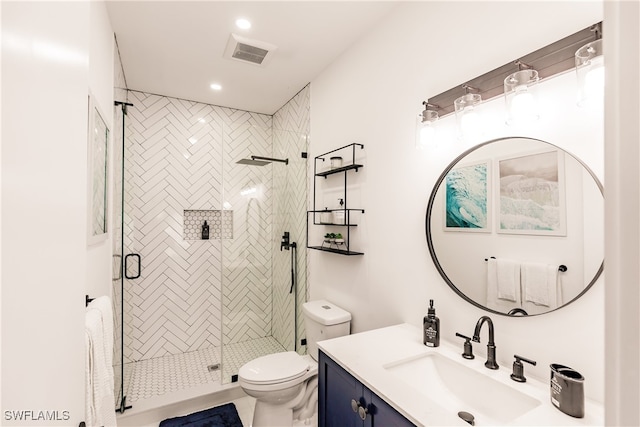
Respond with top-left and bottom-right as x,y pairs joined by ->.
484,256 -> 567,272
124,253 -> 141,279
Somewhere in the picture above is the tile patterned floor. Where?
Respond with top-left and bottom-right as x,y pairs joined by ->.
124,337 -> 287,403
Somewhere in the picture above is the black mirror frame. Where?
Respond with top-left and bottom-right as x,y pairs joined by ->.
425,136 -> 604,317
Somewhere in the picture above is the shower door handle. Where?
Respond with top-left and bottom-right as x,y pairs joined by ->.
124,253 -> 141,279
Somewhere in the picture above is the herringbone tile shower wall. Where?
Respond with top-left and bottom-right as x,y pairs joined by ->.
125,90 -> 274,361
272,86 -> 310,352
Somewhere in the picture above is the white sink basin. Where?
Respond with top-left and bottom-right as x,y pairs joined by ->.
384,352 -> 542,425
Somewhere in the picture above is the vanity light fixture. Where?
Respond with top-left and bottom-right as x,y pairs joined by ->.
575,35 -> 604,107
504,63 -> 540,125
417,22 -> 602,144
454,85 -> 484,141
416,102 -> 439,149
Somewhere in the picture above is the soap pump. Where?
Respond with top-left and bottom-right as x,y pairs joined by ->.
202,220 -> 209,240
423,299 -> 440,347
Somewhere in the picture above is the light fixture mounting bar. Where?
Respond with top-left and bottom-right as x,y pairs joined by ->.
427,22 -> 602,116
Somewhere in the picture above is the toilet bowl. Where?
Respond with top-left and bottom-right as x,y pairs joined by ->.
238,300 -> 351,427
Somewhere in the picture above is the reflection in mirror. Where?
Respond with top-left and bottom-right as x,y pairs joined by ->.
426,137 -> 603,316
88,97 -> 109,245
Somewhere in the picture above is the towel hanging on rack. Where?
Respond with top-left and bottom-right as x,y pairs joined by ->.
85,297 -> 117,427
486,258 -> 522,313
522,262 -> 559,308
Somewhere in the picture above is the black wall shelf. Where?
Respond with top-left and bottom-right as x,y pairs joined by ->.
316,164 -> 363,178
307,246 -> 364,256
307,143 -> 365,255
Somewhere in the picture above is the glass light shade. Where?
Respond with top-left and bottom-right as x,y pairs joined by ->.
415,109 -> 438,149
575,39 -> 604,107
454,93 -> 483,141
504,69 -> 539,125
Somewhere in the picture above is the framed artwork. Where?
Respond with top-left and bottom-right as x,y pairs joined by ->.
497,149 -> 566,236
444,160 -> 491,232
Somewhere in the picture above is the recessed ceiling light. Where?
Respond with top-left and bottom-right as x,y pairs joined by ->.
235,18 -> 251,30
210,83 -> 222,91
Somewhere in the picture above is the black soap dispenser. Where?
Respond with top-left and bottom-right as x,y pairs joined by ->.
202,221 -> 209,240
423,299 -> 440,347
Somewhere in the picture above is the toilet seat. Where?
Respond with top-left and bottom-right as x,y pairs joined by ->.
239,351 -> 309,386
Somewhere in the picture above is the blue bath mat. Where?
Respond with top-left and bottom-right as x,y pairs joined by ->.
159,402 -> 243,427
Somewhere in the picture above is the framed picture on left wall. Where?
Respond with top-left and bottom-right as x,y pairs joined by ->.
443,159 -> 491,232
87,92 -> 110,245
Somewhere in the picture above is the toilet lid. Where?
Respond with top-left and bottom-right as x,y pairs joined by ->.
239,351 -> 309,385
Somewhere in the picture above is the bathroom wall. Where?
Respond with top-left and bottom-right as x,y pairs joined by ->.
1,1 -> 107,424
86,0 -> 115,301
603,3 -> 640,424
309,1 -> 605,403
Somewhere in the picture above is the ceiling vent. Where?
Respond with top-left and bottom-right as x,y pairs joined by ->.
223,33 -> 277,67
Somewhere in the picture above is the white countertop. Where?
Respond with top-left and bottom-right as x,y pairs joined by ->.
317,323 -> 604,426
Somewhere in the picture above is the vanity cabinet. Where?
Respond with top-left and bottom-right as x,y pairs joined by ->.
307,143 -> 365,255
318,350 -> 414,427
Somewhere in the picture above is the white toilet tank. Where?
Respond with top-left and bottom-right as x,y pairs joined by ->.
302,300 -> 351,361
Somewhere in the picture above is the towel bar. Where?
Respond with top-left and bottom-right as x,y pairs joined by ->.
484,257 -> 567,272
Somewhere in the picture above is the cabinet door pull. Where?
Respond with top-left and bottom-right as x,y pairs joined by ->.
350,399 -> 359,413
358,405 -> 369,421
350,399 -> 369,420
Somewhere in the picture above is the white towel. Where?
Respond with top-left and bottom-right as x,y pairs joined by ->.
85,298 -> 117,427
522,262 -> 558,308
496,258 -> 520,301
89,296 -> 114,369
486,258 -> 522,313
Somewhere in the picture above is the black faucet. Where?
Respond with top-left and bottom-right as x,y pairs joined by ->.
472,316 -> 499,370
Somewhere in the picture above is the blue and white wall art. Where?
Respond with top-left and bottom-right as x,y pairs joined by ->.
444,160 -> 490,232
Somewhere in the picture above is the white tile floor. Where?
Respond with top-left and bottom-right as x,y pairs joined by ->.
124,337 -> 286,403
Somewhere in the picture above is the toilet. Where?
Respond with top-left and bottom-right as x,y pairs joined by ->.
238,300 -> 351,427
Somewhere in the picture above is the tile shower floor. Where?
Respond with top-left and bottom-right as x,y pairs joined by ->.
124,336 -> 287,403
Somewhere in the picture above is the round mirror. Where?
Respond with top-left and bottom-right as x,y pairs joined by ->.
426,137 -> 603,316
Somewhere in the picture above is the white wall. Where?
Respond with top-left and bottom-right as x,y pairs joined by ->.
1,2 -> 89,425
603,1 -> 640,425
1,1 -> 114,425
309,1 -> 605,403
86,0 -> 115,301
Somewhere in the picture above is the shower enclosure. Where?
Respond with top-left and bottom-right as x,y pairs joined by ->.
111,89 -> 309,411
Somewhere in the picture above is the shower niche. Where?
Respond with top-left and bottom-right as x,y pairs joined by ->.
183,209 -> 233,240
307,143 -> 365,255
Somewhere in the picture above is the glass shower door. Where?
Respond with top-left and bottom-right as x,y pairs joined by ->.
220,124 -> 308,384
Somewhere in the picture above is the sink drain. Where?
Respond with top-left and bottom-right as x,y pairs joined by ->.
458,411 -> 475,426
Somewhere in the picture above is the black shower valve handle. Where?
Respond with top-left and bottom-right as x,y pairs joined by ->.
281,231 -> 290,251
